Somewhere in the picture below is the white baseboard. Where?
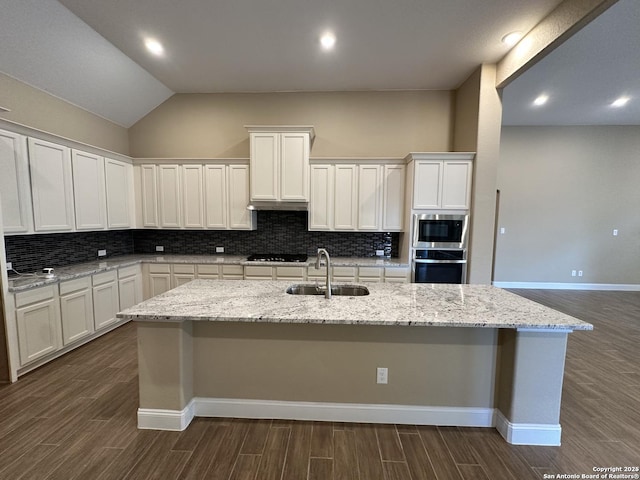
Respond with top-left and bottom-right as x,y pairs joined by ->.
137,397 -> 495,431
493,281 -> 640,291
495,410 -> 561,446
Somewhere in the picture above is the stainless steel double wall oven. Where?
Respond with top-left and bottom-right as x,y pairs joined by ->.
412,213 -> 468,284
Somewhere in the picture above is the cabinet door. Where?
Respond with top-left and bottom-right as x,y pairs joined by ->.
280,132 -> 309,201
72,150 -> 106,230
104,159 -> 132,228
158,164 -> 182,228
149,274 -> 172,297
28,138 -> 75,231
204,164 -> 227,228
309,164 -> 333,230
441,161 -> 472,209
140,164 -> 159,227
60,289 -> 94,345
228,165 -> 254,229
250,133 -> 279,201
333,165 -> 357,230
119,275 -> 142,311
93,282 -> 120,330
0,129 -> 33,233
413,161 -> 442,209
357,164 -> 382,230
182,164 -> 205,228
16,299 -> 61,365
382,164 -> 405,231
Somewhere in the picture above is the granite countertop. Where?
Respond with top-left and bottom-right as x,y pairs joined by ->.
118,279 -> 593,331
7,254 -> 409,292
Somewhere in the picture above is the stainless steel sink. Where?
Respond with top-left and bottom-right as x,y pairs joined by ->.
286,284 -> 370,297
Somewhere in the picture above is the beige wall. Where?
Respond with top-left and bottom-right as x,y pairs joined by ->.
129,91 -> 454,158
192,322 -> 498,408
0,72 -> 129,155
495,126 -> 640,285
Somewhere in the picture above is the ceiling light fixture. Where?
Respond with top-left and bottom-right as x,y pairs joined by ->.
144,38 -> 165,56
533,94 -> 549,106
611,96 -> 630,108
501,32 -> 522,47
320,32 -> 336,51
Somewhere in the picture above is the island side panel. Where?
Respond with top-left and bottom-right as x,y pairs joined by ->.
497,329 -> 569,445
137,321 -> 194,411
192,322 -> 498,409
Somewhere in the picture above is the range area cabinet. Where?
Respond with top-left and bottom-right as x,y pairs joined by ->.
246,126 -> 315,202
137,161 -> 255,230
0,128 -> 33,233
408,153 -> 474,210
28,138 -> 75,232
309,160 -> 405,232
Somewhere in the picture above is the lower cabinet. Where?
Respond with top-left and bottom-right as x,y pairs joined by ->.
118,265 -> 143,310
172,264 -> 196,287
59,277 -> 94,346
92,270 -> 120,331
146,264 -> 172,298
14,286 -> 62,366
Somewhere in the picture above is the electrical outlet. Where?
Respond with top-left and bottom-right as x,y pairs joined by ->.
613,229 -> 618,236
375,250 -> 384,256
97,249 -> 107,257
216,246 -> 224,253
376,367 -> 388,384
500,227 -> 506,234
571,270 -> 576,277
578,270 -> 583,277
6,262 -> 12,270
156,246 -> 164,252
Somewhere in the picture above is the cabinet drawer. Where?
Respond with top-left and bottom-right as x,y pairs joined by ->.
92,270 -> 117,286
197,264 -> 220,275
385,268 -> 409,281
118,265 -> 140,279
149,263 -> 171,274
333,266 -> 357,277
358,267 -> 383,278
222,265 -> 244,276
15,285 -> 57,308
173,264 -> 195,274
307,267 -> 327,278
59,276 -> 91,295
276,266 -> 305,279
245,265 -> 273,277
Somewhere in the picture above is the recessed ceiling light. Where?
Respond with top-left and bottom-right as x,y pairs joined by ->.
533,94 -> 549,106
611,96 -> 630,108
320,32 -> 336,51
501,32 -> 522,47
144,38 -> 164,56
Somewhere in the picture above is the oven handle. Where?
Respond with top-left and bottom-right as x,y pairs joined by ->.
413,259 -> 467,264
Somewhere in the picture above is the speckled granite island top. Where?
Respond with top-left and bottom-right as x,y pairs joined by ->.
118,279 -> 593,331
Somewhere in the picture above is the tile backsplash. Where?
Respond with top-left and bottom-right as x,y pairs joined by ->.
4,211 -> 398,273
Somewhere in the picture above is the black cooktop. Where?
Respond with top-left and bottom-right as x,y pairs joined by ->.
247,254 -> 308,262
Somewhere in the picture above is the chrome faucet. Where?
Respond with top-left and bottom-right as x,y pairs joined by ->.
315,248 -> 332,299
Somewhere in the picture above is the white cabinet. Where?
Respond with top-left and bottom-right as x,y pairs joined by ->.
334,164 -> 358,230
92,270 -> 120,331
104,158 -> 133,228
197,264 -> 221,280
158,164 -> 182,228
118,265 -> 142,311
59,277 -> 94,346
244,265 -> 274,280
410,154 -> 473,210
0,129 -> 32,233
228,165 -> 255,229
182,164 -> 205,228
309,161 -> 404,232
247,126 -> 313,202
14,286 -> 61,366
172,264 -> 196,287
204,164 -> 227,229
147,264 -> 172,298
140,164 -> 159,227
28,138 -> 75,231
71,150 -> 106,230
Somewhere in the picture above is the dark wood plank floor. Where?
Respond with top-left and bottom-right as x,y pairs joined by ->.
1,290 -> 638,479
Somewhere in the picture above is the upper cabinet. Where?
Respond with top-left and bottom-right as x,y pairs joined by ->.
0,129 -> 33,233
408,153 -> 474,210
28,138 -> 75,232
104,158 -> 134,229
309,160 -> 405,232
71,149 -> 106,230
246,126 -> 314,202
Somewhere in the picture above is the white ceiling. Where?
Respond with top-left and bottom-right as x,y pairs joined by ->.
1,0 -> 637,128
502,0 -> 640,126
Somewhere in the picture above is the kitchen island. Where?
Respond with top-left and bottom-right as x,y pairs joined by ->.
118,280 -> 592,446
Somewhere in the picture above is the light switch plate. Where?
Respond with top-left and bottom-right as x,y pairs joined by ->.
6,262 -> 12,270
375,250 -> 384,256
216,246 -> 224,253
156,246 -> 164,252
97,249 -> 107,257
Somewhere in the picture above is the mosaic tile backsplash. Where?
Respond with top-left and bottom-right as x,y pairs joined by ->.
4,212 -> 398,273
